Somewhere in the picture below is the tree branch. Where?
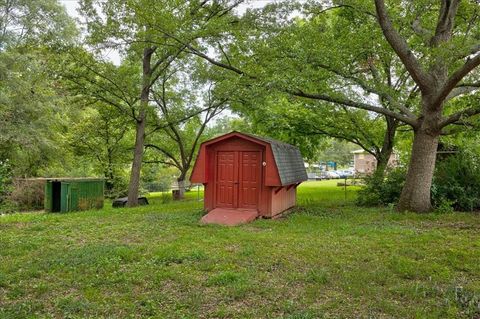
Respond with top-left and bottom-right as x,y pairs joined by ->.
446,85 -> 480,101
144,143 -> 182,169
374,0 -> 431,92
430,0 -> 460,47
151,26 -> 246,76
289,89 -> 418,127
435,54 -> 480,105
312,60 -> 416,118
440,104 -> 480,128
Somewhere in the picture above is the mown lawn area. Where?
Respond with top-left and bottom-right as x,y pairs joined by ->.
1,181 -> 480,318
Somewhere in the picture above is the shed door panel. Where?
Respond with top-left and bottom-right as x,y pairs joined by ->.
216,151 -> 237,208
239,151 -> 261,209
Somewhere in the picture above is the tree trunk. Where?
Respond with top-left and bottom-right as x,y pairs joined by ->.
373,116 -> 397,179
373,147 -> 392,180
173,174 -> 186,201
397,128 -> 439,212
105,149 -> 115,193
127,46 -> 154,207
127,114 -> 146,207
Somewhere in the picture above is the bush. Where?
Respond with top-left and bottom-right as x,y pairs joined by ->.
356,168 -> 406,207
432,152 -> 480,212
8,179 -> 45,211
105,176 -> 129,199
357,151 -> 480,212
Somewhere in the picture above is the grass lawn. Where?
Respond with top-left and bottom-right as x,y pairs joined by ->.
1,180 -> 480,318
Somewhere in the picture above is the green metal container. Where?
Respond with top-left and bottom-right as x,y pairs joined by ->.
44,178 -> 104,213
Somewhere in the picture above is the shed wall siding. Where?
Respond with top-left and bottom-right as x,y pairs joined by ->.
270,187 -> 296,217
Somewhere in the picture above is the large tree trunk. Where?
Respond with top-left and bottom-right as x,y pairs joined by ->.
397,128 -> 439,212
127,46 -> 154,207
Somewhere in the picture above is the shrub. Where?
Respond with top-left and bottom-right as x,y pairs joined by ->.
357,151 -> 480,212
356,168 -> 406,207
105,176 -> 129,199
432,152 -> 480,212
8,179 -> 45,211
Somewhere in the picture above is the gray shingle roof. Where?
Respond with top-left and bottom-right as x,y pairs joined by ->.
242,133 -> 308,186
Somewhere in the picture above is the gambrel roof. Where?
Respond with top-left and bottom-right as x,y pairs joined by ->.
241,133 -> 308,186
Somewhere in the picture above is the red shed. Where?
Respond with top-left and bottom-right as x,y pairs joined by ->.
190,132 -> 307,225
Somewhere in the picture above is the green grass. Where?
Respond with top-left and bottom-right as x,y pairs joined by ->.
1,180 -> 480,318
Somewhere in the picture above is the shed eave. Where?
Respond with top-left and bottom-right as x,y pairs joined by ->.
200,131 -> 270,148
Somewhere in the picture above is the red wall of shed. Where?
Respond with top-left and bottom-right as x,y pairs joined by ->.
269,187 -> 297,217
190,144 -> 207,184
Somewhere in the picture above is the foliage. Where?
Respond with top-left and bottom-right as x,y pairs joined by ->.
432,152 -> 480,212
0,0 -> 78,177
357,150 -> 480,212
0,0 -> 77,49
67,104 -> 133,195
207,115 -> 252,135
316,140 -> 358,167
141,165 -> 177,193
144,58 -> 227,186
357,168 -> 406,207
1,182 -> 480,318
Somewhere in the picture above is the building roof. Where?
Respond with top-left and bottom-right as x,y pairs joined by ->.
352,149 -> 368,154
240,132 -> 308,186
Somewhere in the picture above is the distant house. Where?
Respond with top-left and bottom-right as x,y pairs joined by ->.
352,150 -> 398,174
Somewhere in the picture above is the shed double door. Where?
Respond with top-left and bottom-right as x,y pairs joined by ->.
216,151 -> 261,209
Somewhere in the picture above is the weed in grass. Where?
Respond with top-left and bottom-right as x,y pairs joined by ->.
160,192 -> 172,204
0,271 -> 8,288
6,286 -> 25,299
448,286 -> 480,318
55,296 -> 91,317
207,271 -> 245,287
135,297 -> 159,317
153,247 -> 207,266
304,268 -> 329,284
389,256 -> 419,279
0,300 -> 44,319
